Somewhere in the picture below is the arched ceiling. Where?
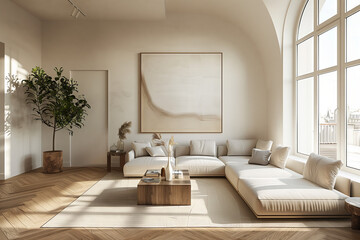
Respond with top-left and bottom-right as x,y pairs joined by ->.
12,0 -> 295,85
12,0 -> 281,50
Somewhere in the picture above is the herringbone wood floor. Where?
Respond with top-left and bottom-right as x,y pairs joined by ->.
0,167 -> 359,240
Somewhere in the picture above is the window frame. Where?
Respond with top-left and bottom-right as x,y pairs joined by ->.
295,0 -> 360,174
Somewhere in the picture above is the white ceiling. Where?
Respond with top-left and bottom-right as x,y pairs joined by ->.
11,0 -> 286,87
12,0 -> 167,21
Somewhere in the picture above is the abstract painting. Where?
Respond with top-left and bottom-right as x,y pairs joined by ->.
140,52 -> 222,133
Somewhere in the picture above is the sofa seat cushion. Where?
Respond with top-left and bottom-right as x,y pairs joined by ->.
224,158 -> 301,188
237,177 -> 349,216
219,156 -> 251,164
123,157 -> 174,177
175,156 -> 225,176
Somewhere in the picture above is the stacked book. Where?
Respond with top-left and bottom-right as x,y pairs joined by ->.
142,169 -> 161,183
145,169 -> 161,177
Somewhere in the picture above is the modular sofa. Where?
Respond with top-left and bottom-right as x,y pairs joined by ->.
124,139 -> 357,218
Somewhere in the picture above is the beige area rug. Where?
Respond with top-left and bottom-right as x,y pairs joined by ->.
43,171 -> 350,228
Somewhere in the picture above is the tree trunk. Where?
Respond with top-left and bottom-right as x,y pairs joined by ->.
52,119 -> 56,151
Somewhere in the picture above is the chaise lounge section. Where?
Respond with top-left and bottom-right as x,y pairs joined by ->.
222,156 -> 349,218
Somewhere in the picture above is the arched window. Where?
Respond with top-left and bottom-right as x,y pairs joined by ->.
296,0 -> 360,172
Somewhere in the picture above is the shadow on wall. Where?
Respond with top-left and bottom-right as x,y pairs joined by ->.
5,74 -> 25,135
5,74 -> 34,172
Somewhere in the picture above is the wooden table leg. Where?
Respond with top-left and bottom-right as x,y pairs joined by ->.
107,152 -> 111,172
120,154 -> 125,173
351,215 -> 360,230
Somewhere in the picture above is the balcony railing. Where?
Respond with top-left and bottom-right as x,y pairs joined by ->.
319,123 -> 336,144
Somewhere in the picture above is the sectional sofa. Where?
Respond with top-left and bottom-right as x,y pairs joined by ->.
124,139 -> 357,218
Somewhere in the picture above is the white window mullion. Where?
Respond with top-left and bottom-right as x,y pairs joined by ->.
316,65 -> 338,75
314,22 -> 319,154
345,4 -> 360,18
296,71 -> 318,80
297,33 -> 315,44
314,0 -> 318,28
340,0 -> 346,163
345,59 -> 360,68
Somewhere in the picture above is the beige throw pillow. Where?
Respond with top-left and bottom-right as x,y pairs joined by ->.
131,142 -> 151,158
152,138 -> 173,157
303,153 -> 343,190
146,146 -> 166,157
256,139 -> 273,151
269,146 -> 290,169
227,139 -> 257,156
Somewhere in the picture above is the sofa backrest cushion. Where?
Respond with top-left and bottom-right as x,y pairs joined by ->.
352,180 -> 360,197
146,146 -> 166,157
335,175 -> 351,196
248,149 -> 271,165
256,139 -> 273,151
269,145 -> 290,169
190,140 -> 217,157
227,139 -> 257,156
217,145 -> 227,157
286,156 -> 305,174
303,153 -> 343,190
175,145 -> 190,157
132,142 -> 151,158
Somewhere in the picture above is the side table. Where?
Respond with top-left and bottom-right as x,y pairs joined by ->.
345,197 -> 360,230
107,151 -> 126,172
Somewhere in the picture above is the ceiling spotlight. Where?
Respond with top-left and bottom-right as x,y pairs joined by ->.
71,7 -> 77,17
67,0 -> 86,19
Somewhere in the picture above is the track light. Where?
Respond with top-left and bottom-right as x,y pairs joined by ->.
67,0 -> 86,19
71,7 -> 77,17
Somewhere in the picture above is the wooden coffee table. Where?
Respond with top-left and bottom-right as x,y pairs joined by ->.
345,197 -> 360,230
137,169 -> 191,205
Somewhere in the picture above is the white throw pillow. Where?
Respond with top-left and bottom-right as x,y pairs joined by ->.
146,146 -> 166,157
248,149 -> 271,165
131,142 -> 151,158
190,140 -> 216,156
269,146 -> 290,169
256,139 -> 273,151
227,139 -> 257,156
303,153 -> 343,190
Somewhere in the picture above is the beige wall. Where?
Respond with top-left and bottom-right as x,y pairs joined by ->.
41,14 -> 269,166
0,0 -> 42,179
0,42 -> 4,179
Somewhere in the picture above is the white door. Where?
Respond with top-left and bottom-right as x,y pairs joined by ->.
69,70 -> 108,166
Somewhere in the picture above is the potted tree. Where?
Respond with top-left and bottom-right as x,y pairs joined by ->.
23,67 -> 90,173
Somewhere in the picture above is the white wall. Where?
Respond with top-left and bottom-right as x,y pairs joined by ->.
0,0 -> 42,179
0,42 -> 4,179
41,14 -> 269,166
282,0 -> 306,149
262,0 -> 303,150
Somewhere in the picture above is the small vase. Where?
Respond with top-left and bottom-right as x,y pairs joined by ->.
165,145 -> 173,181
110,144 -> 117,152
117,139 -> 124,151
165,157 -> 173,181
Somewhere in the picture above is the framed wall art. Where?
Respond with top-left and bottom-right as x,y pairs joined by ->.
140,52 -> 223,133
